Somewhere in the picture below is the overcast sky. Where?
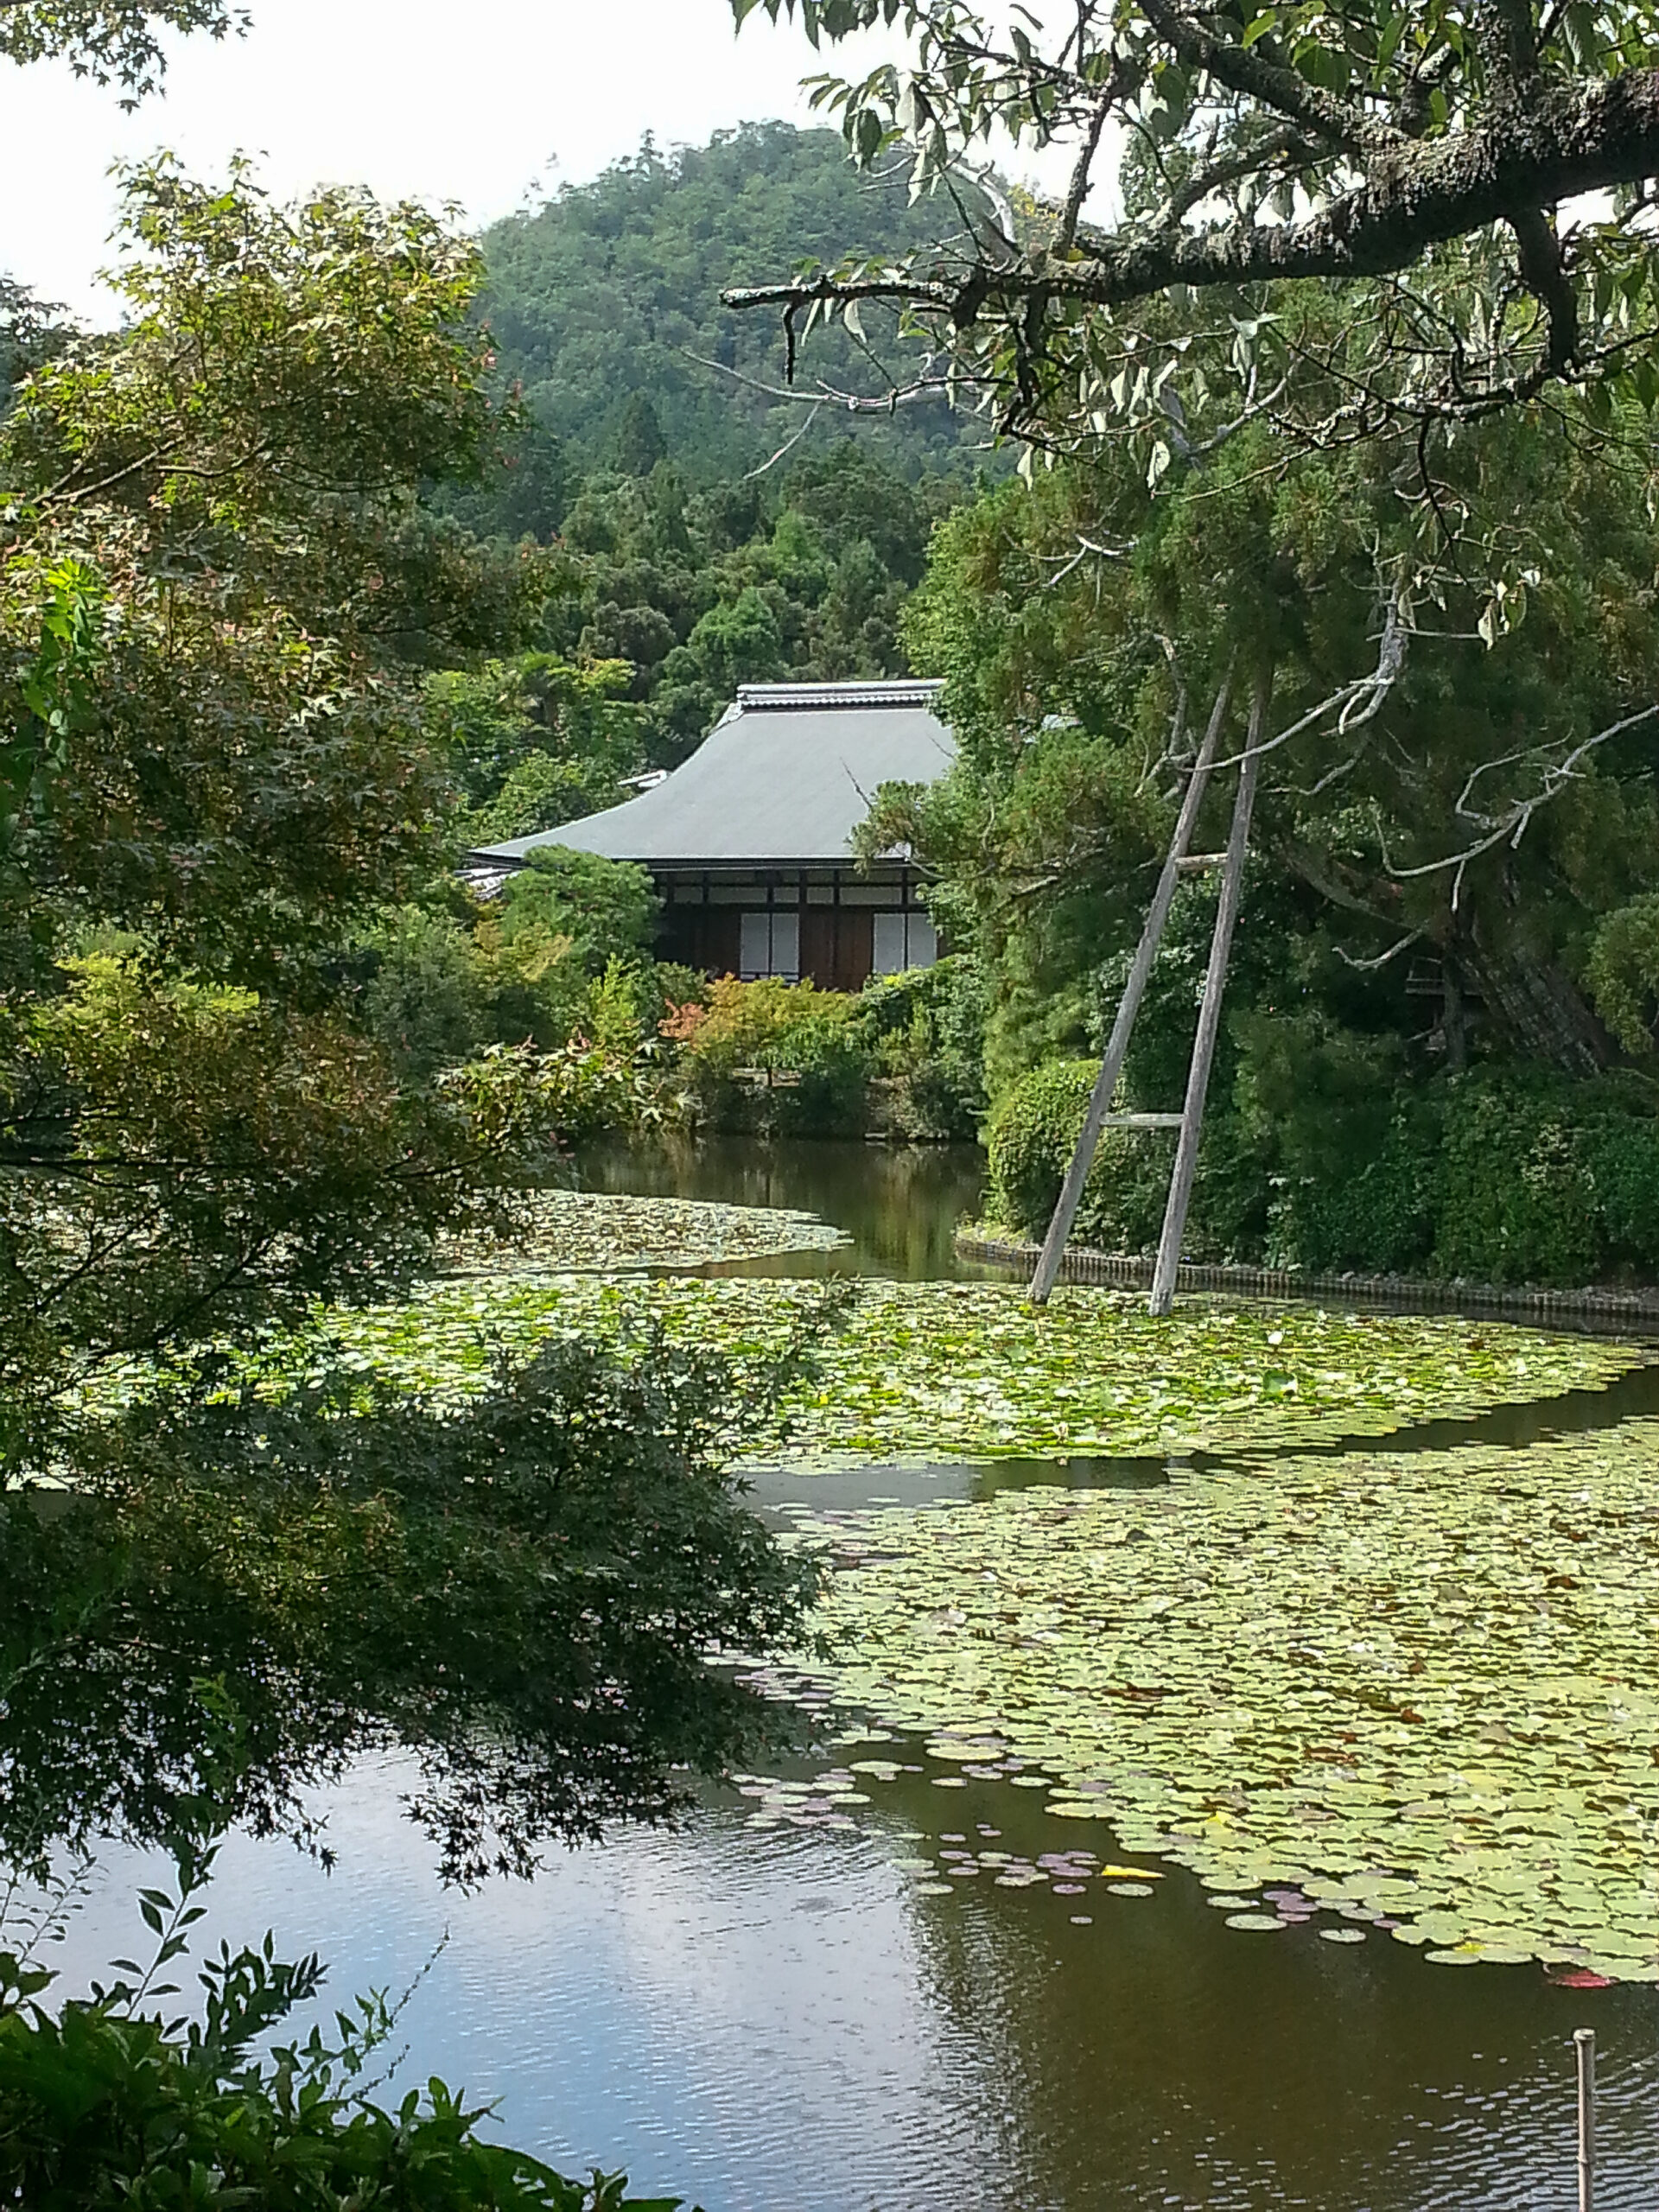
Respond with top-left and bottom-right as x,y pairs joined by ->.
0,0 -> 926,320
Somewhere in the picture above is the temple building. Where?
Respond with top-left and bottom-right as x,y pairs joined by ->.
467,678 -> 956,989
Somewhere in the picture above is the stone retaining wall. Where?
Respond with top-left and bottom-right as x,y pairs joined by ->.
954,1231 -> 1659,1332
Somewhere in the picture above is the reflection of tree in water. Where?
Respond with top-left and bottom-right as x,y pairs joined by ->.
577,1135 -> 987,1281
0,1340 -> 818,1886
877,1764 -> 1659,2209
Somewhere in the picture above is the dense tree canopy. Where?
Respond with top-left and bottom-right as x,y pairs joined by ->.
0,163 -> 551,1440
474,122 -> 995,488
534,444 -> 954,763
0,162 -> 820,1884
885,393 -> 1659,1084
1,1336 -> 820,1884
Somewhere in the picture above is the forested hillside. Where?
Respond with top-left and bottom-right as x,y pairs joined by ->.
475,121 -> 987,492
423,124 -> 989,791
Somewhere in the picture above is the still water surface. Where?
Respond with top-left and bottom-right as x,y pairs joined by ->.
574,1134 -> 988,1281
54,1732 -> 1659,2211
49,1139 -> 1659,2209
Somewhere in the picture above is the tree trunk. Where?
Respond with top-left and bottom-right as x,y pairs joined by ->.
1458,919 -> 1613,1074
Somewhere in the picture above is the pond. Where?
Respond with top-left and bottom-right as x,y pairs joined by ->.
573,1133 -> 988,1281
39,1141 -> 1659,2209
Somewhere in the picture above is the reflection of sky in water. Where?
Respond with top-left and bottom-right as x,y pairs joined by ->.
32,1752 -> 1659,2212
38,1763 -> 1024,2212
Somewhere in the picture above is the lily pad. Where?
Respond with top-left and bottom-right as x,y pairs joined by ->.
215,1276 -> 1645,1467
774,1417 -> 1659,1970
436,1190 -> 847,1275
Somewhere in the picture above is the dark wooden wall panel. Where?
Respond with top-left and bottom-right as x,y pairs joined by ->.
658,904 -> 741,977
800,906 -> 874,991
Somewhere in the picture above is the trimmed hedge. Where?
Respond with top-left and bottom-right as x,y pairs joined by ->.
985,1060 -> 1182,1255
987,1058 -> 1659,1287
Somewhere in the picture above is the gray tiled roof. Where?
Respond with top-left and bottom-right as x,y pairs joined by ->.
467,680 -> 955,868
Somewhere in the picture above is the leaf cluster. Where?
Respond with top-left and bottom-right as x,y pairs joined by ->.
728,1 -> 1659,456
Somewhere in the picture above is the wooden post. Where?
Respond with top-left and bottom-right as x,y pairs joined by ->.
1028,681 -> 1231,1306
1147,674 -> 1268,1317
1575,2027 -> 1595,2212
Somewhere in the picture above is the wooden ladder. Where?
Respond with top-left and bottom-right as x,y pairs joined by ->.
1028,675 -> 1267,1317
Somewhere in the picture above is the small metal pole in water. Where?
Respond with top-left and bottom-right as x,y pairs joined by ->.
1574,2026 -> 1595,2212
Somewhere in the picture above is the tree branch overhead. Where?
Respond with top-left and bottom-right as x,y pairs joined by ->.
726,1 -> 1659,449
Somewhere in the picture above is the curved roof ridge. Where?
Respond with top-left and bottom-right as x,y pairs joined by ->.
734,679 -> 944,712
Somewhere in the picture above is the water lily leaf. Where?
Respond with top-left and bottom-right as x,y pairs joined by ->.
776,1414 -> 1659,1971
250,1276 -> 1646,1468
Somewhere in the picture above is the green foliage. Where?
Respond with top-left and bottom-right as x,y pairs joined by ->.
899,391 -> 1659,1276
0,0 -> 232,96
476,124 -> 989,483
441,126 -> 986,763
431,653 -> 641,847
988,1046 -> 1659,1289
1,951 -> 575,1468
0,1985 -> 670,2209
0,282 -> 72,412
0,161 -> 535,978
347,1271 -> 1634,1465
730,3 -> 1659,467
500,849 -> 660,972
360,905 -> 492,1083
661,963 -> 987,1142
678,583 -> 788,695
987,1058 -> 1178,1257
676,976 -> 871,1137
540,447 -> 951,764
0,163 -> 815,1916
850,955 -> 988,1141
613,392 -> 670,479
1430,1074 -> 1659,1286
355,880 -> 693,1094
905,419 -> 1659,1085
1586,893 -> 1659,1055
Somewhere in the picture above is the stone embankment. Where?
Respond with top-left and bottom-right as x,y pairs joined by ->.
955,1230 -> 1659,1332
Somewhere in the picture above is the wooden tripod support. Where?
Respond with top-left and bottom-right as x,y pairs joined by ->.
1029,675 -> 1267,1314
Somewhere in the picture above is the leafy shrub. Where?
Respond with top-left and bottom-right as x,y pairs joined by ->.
464,749 -> 626,846
985,1059 -> 1175,1254
1233,1013 -> 1434,1274
361,904 -> 491,1081
1586,892 -> 1659,1054
851,956 -> 987,1141
674,976 -> 873,1137
1432,1072 -> 1659,1284
499,849 -> 660,974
